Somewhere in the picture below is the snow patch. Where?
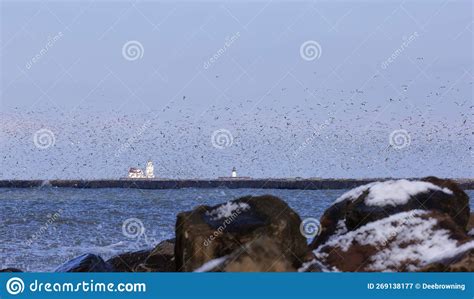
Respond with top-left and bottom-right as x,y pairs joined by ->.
334,182 -> 378,204
333,220 -> 348,235
425,241 -> 474,264
206,201 -> 250,220
315,210 -> 468,271
333,179 -> 453,207
194,256 -> 228,272
365,180 -> 453,207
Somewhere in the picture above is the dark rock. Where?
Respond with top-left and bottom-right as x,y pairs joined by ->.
107,249 -> 151,272
175,195 -> 309,271
467,213 -> 474,235
311,177 -> 470,249
420,177 -> 470,228
194,237 -> 296,272
313,210 -> 474,272
135,239 -> 175,272
55,254 -> 114,272
0,268 -> 22,272
310,199 -> 352,249
419,248 -> 474,272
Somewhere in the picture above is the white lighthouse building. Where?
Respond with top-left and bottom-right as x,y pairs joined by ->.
128,160 -> 155,179
145,160 -> 154,178
231,167 -> 237,178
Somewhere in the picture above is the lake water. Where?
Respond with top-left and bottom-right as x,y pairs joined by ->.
1,187 -> 473,272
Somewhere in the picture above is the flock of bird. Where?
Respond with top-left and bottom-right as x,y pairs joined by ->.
1,76 -> 472,180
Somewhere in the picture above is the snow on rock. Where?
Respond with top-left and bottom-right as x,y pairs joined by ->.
194,256 -> 228,272
314,210 -> 473,272
365,180 -> 453,207
205,201 -> 250,220
311,177 -> 469,251
333,182 -> 378,204
334,179 -> 453,207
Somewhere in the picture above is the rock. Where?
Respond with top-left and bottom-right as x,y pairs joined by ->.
194,237 -> 296,272
175,195 -> 308,272
135,239 -> 175,272
419,248 -> 474,272
0,268 -> 22,272
311,178 -> 470,249
467,213 -> 474,236
313,210 -> 474,272
298,259 -> 324,272
107,249 -> 151,272
55,254 -> 114,272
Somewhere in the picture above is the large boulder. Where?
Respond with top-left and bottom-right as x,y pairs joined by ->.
55,254 -> 114,272
195,236 -> 296,272
194,237 -> 296,272
175,195 -> 308,272
312,210 -> 474,272
135,239 -> 175,272
419,248 -> 474,272
311,177 -> 469,249
467,213 -> 474,236
107,249 -> 151,272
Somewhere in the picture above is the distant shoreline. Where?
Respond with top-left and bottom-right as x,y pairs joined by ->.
1,178 -> 473,190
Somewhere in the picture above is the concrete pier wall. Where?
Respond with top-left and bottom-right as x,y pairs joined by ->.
0,179 -> 473,189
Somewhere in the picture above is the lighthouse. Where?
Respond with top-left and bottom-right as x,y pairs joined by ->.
231,167 -> 237,178
145,160 -> 155,178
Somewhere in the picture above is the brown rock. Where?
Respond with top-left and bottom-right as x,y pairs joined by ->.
195,237 -> 296,272
135,239 -> 175,272
175,195 -> 309,272
107,250 -> 151,272
467,213 -> 474,234
419,248 -> 474,272
311,177 -> 470,249
314,210 -> 474,272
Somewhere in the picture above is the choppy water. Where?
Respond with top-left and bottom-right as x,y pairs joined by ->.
1,187 -> 472,272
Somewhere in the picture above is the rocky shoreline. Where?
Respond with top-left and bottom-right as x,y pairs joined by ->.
2,176 -> 473,273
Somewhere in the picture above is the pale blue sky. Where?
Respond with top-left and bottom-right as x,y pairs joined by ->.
0,0 -> 472,179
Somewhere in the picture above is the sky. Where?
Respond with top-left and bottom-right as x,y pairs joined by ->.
0,0 -> 472,179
